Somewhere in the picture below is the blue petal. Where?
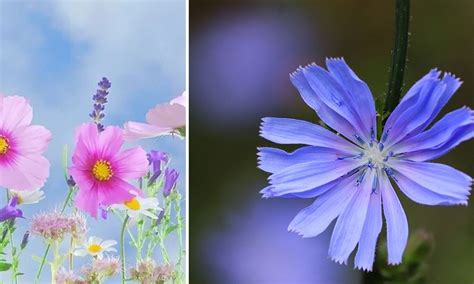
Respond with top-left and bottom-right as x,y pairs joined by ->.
395,107 -> 473,154
383,77 -> 447,147
354,189 -> 382,271
268,159 -> 365,197
261,178 -> 342,199
380,173 -> 408,265
288,176 -> 358,238
257,146 -> 355,174
302,64 -> 371,141
393,171 -> 464,205
290,68 -> 363,145
411,73 -> 462,134
260,117 -> 359,152
392,161 -> 471,205
383,70 -> 463,147
328,170 -> 374,264
403,119 -> 474,162
326,58 -> 377,139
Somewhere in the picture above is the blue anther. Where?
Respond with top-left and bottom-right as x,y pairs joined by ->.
378,142 -> 385,151
356,170 -> 367,186
355,134 -> 366,145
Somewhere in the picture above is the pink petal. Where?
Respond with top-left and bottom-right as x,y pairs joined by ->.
97,177 -> 138,206
145,103 -> 185,129
170,92 -> 187,108
75,184 -> 99,218
69,166 -> 95,190
74,123 -> 99,155
97,126 -> 124,160
111,146 -> 148,179
123,122 -> 173,141
0,154 -> 50,190
13,125 -> 52,154
0,96 -> 33,132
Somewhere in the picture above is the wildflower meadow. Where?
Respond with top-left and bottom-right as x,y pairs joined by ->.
0,78 -> 186,284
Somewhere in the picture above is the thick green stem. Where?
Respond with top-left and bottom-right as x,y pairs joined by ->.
120,215 -> 129,284
34,187 -> 74,284
384,0 -> 410,116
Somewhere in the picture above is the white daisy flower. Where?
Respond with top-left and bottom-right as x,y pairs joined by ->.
113,195 -> 162,220
9,188 -> 45,205
74,236 -> 117,259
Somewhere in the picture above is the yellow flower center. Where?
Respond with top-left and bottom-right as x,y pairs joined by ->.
16,195 -> 24,205
92,160 -> 113,181
87,244 -> 102,253
0,136 -> 9,155
124,198 -> 141,211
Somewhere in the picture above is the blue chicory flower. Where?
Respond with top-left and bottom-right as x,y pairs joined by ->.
258,58 -> 473,271
147,150 -> 169,185
163,168 -> 179,197
0,196 -> 24,222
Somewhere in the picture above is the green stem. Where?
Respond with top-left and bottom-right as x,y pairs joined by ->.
120,215 -> 129,284
175,194 -> 184,266
384,0 -> 410,116
8,224 -> 17,284
34,187 -> 74,284
5,192 -> 17,284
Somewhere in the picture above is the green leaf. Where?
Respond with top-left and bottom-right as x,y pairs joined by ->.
0,262 -> 12,271
165,224 -> 180,237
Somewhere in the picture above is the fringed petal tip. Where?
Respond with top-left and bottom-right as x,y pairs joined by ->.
328,255 -> 348,266
387,260 -> 402,266
289,62 -> 320,78
354,265 -> 373,272
287,222 -> 306,237
325,57 -> 345,63
259,186 -> 274,199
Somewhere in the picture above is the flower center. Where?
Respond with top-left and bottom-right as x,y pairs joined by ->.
364,143 -> 387,169
0,136 -> 9,155
15,195 -> 24,205
87,244 -> 102,253
124,198 -> 141,211
92,160 -> 113,181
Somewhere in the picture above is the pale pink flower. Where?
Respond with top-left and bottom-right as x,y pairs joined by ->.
69,123 -> 148,218
81,256 -> 120,282
30,211 -> 87,242
0,95 -> 51,190
129,259 -> 176,283
123,92 -> 186,140
55,268 -> 86,284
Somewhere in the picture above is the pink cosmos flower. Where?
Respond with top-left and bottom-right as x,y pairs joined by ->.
123,92 -> 186,140
0,95 -> 51,190
69,123 -> 148,218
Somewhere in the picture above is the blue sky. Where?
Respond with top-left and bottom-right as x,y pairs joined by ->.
0,1 -> 185,282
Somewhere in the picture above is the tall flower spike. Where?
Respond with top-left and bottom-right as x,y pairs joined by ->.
89,77 -> 111,132
258,58 -> 473,271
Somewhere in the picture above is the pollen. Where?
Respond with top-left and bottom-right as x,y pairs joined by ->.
0,136 -> 9,155
124,198 -> 141,211
92,160 -> 113,181
87,244 -> 102,253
